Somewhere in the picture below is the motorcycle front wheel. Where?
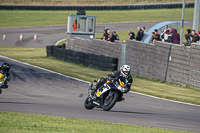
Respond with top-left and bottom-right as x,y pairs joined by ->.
103,92 -> 119,111
84,97 -> 94,110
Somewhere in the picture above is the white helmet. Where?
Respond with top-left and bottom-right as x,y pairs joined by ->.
120,65 -> 131,79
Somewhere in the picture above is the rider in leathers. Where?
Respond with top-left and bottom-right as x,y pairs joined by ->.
90,65 -> 133,97
0,62 -> 10,94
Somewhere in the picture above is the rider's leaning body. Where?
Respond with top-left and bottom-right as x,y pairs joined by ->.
90,65 -> 133,97
0,62 -> 10,94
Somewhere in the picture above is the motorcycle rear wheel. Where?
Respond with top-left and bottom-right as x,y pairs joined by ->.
84,97 -> 94,110
103,92 -> 119,111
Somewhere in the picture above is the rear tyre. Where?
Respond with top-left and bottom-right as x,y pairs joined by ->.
84,97 -> 94,110
103,92 -> 119,111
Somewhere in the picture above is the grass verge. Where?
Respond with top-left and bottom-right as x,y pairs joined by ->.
0,8 -> 194,27
0,46 -> 200,105
0,111 -> 195,133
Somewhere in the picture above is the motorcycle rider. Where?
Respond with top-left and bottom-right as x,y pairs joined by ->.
90,65 -> 133,97
0,62 -> 11,94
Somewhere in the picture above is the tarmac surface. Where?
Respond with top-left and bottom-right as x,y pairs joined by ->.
0,56 -> 200,132
0,20 -> 200,132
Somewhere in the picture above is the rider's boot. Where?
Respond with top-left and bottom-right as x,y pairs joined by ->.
90,77 -> 107,98
3,80 -> 9,88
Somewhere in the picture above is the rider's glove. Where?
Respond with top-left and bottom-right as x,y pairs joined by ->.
106,74 -> 116,81
106,76 -> 113,81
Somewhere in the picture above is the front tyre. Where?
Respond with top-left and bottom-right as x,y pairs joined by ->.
84,97 -> 94,110
103,92 -> 119,111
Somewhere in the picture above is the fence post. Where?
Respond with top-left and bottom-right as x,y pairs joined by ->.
121,42 -> 126,67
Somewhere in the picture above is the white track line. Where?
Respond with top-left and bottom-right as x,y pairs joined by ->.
0,55 -> 200,107
55,38 -> 66,46
0,55 -> 90,84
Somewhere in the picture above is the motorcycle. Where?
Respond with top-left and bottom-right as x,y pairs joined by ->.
0,62 -> 10,94
84,76 -> 127,111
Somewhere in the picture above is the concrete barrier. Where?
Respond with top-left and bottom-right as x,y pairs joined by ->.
60,38 -> 200,89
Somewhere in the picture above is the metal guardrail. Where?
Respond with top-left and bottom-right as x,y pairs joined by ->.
0,3 -> 194,10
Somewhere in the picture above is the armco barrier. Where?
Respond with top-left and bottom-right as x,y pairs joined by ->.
0,3 -> 194,10
46,45 -> 118,71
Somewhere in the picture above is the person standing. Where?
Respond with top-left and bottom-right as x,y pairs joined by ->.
136,27 -> 143,41
110,31 -> 119,42
151,29 -> 161,43
72,19 -> 80,31
183,29 -> 192,46
191,30 -> 199,43
128,31 -> 135,40
142,26 -> 147,34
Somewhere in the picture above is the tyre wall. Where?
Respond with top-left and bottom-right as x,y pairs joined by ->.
0,3 -> 194,10
66,37 -> 123,70
46,45 -> 118,71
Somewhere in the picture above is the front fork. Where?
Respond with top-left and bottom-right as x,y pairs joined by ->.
88,83 -> 93,97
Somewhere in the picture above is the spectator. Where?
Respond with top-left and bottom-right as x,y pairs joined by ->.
171,28 -> 180,44
161,25 -> 170,42
142,26 -> 147,34
128,31 -> 135,40
110,31 -> 119,42
182,30 -> 199,47
151,29 -> 161,43
151,32 -> 155,44
191,30 -> 199,43
183,29 -> 192,46
167,28 -> 174,43
136,27 -> 143,41
198,31 -> 200,43
106,30 -> 112,41
101,29 -> 109,40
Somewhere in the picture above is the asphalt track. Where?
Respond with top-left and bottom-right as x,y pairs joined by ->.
0,20 -> 193,48
0,56 -> 200,132
0,20 -> 200,132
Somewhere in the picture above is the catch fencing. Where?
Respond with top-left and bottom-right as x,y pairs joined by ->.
0,3 -> 194,10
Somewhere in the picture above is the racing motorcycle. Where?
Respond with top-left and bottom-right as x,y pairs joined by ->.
0,62 -> 10,94
84,76 -> 127,111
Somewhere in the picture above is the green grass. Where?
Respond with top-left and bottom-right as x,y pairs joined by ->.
0,111 -> 195,133
0,8 -> 194,27
0,46 -> 200,105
